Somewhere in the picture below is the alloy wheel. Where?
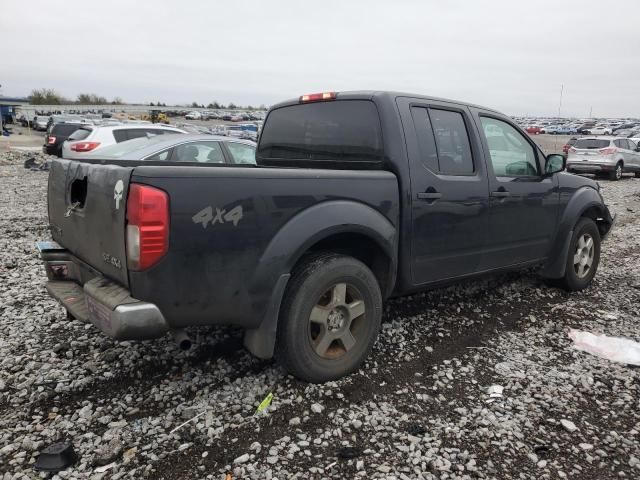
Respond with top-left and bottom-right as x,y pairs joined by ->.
573,233 -> 595,278
308,283 -> 366,359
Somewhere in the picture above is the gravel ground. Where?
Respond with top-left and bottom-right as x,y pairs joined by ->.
1,151 -> 639,480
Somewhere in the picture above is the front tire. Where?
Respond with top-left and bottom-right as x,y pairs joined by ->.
277,253 -> 382,383
556,218 -> 601,291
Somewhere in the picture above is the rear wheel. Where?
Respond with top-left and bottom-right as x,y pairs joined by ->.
609,162 -> 623,181
277,253 -> 382,383
555,217 -> 601,291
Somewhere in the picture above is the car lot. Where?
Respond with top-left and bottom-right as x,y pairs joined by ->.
1,149 -> 639,479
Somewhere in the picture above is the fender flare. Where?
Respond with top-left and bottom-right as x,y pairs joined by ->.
243,200 -> 398,359
541,186 -> 606,278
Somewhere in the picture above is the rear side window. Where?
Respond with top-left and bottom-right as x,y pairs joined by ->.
113,129 -> 129,142
226,142 -> 256,165
429,109 -> 474,174
68,128 -> 91,141
574,139 -> 611,149
410,107 -> 474,175
257,100 -> 383,169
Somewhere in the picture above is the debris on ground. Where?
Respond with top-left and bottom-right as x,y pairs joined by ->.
34,441 -> 77,472
569,328 -> 640,365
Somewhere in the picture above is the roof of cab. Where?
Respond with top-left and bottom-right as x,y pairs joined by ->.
269,90 -> 502,115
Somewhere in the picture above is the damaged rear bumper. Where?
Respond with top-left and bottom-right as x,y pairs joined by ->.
37,241 -> 168,340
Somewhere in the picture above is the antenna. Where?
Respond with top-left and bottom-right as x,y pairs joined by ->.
554,84 -> 564,153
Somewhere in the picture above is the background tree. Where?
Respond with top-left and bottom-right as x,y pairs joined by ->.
29,88 -> 68,105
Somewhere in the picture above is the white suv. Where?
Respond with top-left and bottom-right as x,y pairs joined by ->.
566,136 -> 640,180
62,124 -> 186,159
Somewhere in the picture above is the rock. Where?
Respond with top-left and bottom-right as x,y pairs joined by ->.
560,419 -> 578,432
234,453 -> 250,464
93,436 -> 124,466
289,417 -> 301,426
311,403 -> 324,414
579,443 -> 594,451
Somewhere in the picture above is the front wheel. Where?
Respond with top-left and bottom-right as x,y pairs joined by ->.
277,253 -> 382,383
556,218 -> 601,291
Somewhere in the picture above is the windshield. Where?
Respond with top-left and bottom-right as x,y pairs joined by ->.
574,139 -> 610,149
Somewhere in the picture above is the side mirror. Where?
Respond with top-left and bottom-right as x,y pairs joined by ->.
545,154 -> 565,175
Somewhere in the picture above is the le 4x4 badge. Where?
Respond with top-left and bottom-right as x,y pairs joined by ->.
192,205 -> 243,229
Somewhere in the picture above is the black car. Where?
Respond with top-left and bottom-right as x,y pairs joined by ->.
38,90 -> 615,383
43,122 -> 85,157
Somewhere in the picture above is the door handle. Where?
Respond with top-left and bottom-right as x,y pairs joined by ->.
490,190 -> 511,198
417,192 -> 442,200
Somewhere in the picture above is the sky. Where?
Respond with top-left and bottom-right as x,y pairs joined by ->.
2,0 -> 639,117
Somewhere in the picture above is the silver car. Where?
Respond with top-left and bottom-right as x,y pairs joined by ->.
566,136 -> 640,180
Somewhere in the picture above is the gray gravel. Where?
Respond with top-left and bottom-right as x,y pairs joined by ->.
1,151 -> 639,479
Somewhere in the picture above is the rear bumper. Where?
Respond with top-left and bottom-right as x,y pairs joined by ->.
566,162 -> 616,173
38,241 -> 169,340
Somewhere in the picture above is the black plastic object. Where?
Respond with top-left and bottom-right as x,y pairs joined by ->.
34,441 -> 77,472
337,446 -> 361,459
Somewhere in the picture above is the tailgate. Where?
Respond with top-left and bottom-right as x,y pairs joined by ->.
48,158 -> 133,286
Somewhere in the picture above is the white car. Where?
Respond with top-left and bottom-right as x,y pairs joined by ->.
585,126 -> 612,135
185,111 -> 202,120
62,124 -> 186,159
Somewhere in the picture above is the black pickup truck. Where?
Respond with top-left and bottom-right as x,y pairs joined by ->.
39,91 -> 615,382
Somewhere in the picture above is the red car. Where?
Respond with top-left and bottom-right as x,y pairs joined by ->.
525,126 -> 542,135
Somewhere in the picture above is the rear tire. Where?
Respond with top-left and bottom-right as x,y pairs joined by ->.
609,162 -> 623,181
277,253 -> 382,383
555,217 -> 601,291
634,172 -> 640,178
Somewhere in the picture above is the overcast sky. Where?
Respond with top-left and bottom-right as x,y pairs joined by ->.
2,0 -> 639,117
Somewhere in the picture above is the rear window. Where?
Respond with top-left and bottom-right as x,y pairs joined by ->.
53,124 -> 82,136
574,139 -> 611,149
68,128 -> 91,141
257,100 -> 383,168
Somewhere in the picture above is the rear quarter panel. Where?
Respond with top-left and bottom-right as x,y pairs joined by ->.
128,166 -> 399,328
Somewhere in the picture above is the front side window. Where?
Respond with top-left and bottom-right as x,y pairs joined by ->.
480,117 -> 539,177
429,109 -> 474,174
226,142 -> 256,164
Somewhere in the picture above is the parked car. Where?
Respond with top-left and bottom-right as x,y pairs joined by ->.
525,126 -> 542,134
562,137 -> 578,157
62,124 -> 186,159
81,133 -> 256,165
541,125 -> 560,134
556,125 -> 578,135
577,122 -> 596,134
185,111 -> 202,120
566,136 -> 640,179
43,122 -> 85,157
33,116 -> 50,131
584,126 -> 612,135
38,91 -> 614,383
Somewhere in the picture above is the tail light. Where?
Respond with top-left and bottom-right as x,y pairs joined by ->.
47,136 -> 56,145
126,184 -> 169,271
300,92 -> 337,103
70,141 -> 100,152
598,147 -> 616,155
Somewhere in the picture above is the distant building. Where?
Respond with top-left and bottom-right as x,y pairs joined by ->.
0,96 -> 29,131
